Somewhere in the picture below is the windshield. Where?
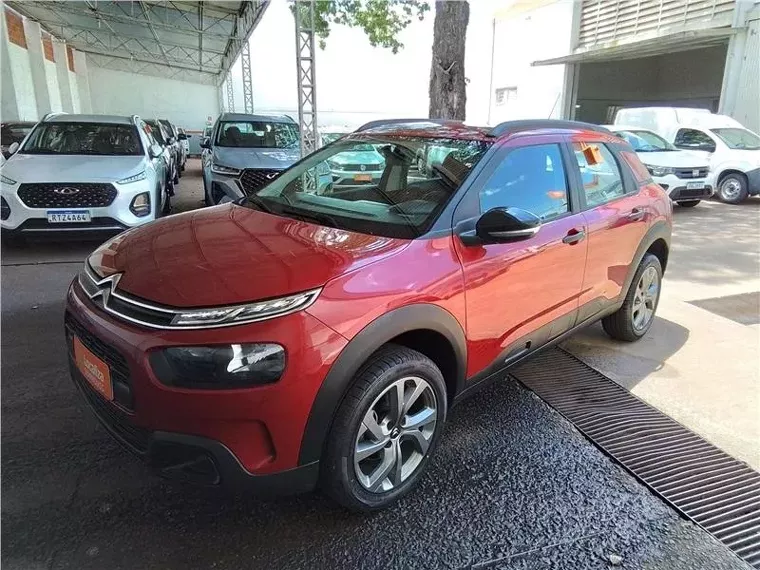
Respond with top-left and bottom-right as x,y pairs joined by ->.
1,123 -> 34,146
145,122 -> 166,145
711,128 -> 760,150
216,121 -> 299,149
617,130 -> 675,152
22,123 -> 143,156
321,132 -> 347,145
241,136 -> 491,239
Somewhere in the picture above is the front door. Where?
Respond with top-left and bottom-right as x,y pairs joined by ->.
453,139 -> 588,378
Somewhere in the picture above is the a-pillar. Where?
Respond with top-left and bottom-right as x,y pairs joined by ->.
72,49 -> 91,113
21,18 -> 51,116
52,40 -> 73,112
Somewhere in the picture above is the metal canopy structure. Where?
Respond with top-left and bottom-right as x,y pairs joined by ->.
6,0 -> 269,85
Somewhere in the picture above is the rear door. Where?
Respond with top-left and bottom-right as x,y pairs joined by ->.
567,137 -> 651,322
453,136 -> 588,376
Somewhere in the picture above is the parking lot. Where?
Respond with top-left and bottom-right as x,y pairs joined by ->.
1,159 -> 756,569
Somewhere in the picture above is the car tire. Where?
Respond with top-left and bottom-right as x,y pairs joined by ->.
717,173 -> 748,204
676,200 -> 700,207
174,168 -> 180,184
321,344 -> 447,512
602,253 -> 662,342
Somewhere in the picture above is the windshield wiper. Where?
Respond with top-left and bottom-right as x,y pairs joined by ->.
241,194 -> 273,213
279,207 -> 339,228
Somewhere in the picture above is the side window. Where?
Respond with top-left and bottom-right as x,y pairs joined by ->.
479,144 -> 569,221
673,128 -> 716,152
571,143 -> 625,207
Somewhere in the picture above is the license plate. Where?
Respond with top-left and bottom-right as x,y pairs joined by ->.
47,210 -> 91,223
686,182 -> 705,190
353,173 -> 372,182
74,336 -> 113,401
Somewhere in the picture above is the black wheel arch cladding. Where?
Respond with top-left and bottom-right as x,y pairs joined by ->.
299,303 -> 467,465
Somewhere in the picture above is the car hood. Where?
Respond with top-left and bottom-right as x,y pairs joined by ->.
212,146 -> 301,170
635,150 -> 708,168
89,204 -> 410,308
2,153 -> 146,183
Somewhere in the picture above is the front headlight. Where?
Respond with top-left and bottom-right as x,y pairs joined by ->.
327,160 -> 346,171
150,344 -> 285,388
645,165 -> 675,177
118,171 -> 146,184
211,163 -> 242,176
317,161 -> 331,175
1,173 -> 17,185
169,288 -> 321,327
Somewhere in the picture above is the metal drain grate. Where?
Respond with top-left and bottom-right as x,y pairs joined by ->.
511,348 -> 760,568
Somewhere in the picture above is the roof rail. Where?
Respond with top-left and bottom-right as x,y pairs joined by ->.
40,112 -> 67,122
355,118 -> 463,132
488,120 -> 612,138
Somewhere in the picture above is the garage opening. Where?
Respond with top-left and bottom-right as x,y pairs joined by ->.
575,43 -> 729,124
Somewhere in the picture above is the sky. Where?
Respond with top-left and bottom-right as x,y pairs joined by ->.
229,0 -> 500,128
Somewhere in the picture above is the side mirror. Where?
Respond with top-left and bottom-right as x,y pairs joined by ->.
8,142 -> 19,155
200,137 -> 211,149
168,137 -> 176,145
177,133 -> 188,141
459,207 -> 541,246
149,144 -> 163,159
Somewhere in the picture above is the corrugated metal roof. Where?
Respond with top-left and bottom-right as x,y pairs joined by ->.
6,1 -> 269,85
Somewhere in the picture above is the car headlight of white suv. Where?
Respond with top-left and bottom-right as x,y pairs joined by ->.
644,165 -> 675,177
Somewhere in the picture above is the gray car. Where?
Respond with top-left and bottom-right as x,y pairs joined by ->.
1,113 -> 169,236
201,113 -> 303,205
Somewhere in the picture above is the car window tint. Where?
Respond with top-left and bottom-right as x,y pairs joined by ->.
479,144 -> 569,221
674,129 -> 715,151
571,143 -> 625,207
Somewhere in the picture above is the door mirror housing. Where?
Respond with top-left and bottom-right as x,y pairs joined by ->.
200,137 -> 211,149
168,137 -> 177,145
148,144 -> 163,159
459,207 -> 541,246
177,133 -> 188,141
7,142 -> 19,155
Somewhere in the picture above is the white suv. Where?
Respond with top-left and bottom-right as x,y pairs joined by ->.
1,113 -> 169,237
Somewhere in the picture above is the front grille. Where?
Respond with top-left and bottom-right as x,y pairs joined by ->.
65,312 -> 134,411
339,163 -> 383,172
17,183 -> 117,208
675,167 -> 708,179
239,169 -> 280,195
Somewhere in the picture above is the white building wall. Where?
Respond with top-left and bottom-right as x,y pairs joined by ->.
45,60 -> 62,113
87,64 -> 218,131
488,0 -> 574,124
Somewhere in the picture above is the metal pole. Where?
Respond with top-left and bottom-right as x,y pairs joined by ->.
226,70 -> 235,112
294,0 -> 318,156
241,40 -> 253,113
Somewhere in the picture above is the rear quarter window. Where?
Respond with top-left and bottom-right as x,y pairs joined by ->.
620,150 -> 653,184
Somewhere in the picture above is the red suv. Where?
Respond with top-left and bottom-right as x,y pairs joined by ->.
66,119 -> 672,511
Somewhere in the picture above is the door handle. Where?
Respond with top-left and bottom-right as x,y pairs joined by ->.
627,208 -> 645,221
562,229 -> 586,245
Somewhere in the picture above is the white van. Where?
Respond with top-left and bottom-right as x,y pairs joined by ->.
614,108 -> 760,204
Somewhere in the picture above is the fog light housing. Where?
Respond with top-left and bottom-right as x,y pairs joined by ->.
1,196 -> 10,220
130,192 -> 151,217
150,344 -> 285,389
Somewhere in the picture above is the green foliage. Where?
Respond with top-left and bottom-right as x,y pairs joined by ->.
293,0 -> 431,53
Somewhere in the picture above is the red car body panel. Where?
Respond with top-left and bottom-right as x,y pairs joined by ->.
89,205 -> 410,307
66,123 -> 673,490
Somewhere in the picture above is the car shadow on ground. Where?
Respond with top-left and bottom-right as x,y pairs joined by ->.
562,316 -> 690,390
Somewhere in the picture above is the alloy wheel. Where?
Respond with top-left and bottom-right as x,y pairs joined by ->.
353,376 -> 437,493
632,266 -> 659,331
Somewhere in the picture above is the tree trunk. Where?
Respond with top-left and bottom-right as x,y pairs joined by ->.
428,1 -> 469,120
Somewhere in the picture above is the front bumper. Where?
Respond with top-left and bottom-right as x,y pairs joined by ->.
1,179 -> 158,233
653,173 -> 713,201
65,278 -> 347,490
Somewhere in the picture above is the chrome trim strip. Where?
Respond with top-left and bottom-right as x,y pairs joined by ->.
79,265 -> 322,330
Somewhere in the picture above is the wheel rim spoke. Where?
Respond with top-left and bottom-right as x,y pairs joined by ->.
632,267 -> 659,330
354,376 -> 437,493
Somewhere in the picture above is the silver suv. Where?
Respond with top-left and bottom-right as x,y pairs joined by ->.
200,113 -> 302,205
1,113 -> 169,236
